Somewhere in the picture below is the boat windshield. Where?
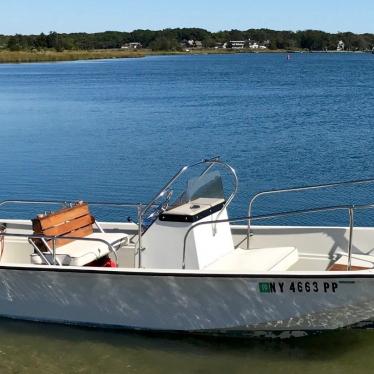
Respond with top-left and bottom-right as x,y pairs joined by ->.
184,170 -> 225,202
141,159 -> 237,230
164,170 -> 225,212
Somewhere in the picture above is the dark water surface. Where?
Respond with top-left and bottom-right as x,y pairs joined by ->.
1,53 -> 374,372
0,319 -> 374,373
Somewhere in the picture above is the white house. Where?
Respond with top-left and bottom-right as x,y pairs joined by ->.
185,40 -> 203,49
121,42 -> 142,50
337,40 -> 345,51
230,41 -> 246,49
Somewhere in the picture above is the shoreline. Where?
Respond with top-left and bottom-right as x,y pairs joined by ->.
0,48 -> 371,64
0,48 -> 284,64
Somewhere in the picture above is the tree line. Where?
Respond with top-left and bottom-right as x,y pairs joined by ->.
1,28 -> 374,52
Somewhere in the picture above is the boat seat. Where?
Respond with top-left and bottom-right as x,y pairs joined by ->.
328,253 -> 374,271
31,232 -> 128,266
204,247 -> 299,272
30,201 -> 128,266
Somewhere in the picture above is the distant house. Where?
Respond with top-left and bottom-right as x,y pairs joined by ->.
194,41 -> 203,49
249,42 -> 259,49
183,40 -> 203,49
121,42 -> 142,50
230,41 -> 246,49
337,40 -> 345,51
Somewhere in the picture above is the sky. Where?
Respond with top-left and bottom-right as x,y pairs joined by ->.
2,0 -> 374,35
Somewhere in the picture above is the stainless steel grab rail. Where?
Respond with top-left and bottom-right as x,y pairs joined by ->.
246,177 -> 374,249
0,232 -> 119,266
0,199 -> 148,268
0,199 -> 144,211
182,201 -> 374,270
140,156 -> 223,220
0,158 -> 239,269
137,157 -> 238,267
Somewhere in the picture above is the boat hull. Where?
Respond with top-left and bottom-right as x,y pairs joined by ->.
0,266 -> 373,334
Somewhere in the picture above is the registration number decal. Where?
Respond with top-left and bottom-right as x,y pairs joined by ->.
259,281 -> 338,294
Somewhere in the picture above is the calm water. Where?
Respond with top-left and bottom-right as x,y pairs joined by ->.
1,53 -> 374,372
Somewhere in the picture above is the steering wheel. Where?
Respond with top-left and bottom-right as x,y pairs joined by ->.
142,189 -> 173,230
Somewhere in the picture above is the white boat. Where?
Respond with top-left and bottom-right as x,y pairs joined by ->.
1,157 -> 374,338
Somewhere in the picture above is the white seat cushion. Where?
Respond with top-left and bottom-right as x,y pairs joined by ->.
204,247 -> 299,272
31,232 -> 128,266
333,253 -> 374,269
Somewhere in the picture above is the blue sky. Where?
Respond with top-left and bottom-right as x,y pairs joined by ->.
2,0 -> 374,35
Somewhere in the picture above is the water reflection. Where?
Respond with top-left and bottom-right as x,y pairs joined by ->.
0,318 -> 373,373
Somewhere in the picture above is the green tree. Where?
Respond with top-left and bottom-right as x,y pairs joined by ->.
7,34 -> 28,51
149,37 -> 179,51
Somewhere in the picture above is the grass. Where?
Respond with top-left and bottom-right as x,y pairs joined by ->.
0,48 -> 291,64
0,49 -> 146,63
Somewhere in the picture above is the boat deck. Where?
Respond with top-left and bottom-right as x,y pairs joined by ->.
2,220 -> 374,273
